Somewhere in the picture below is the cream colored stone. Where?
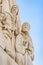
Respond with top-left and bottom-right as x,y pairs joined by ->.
0,28 -> 15,60
21,23 -> 34,61
0,0 -> 34,65
2,0 -> 16,13
0,47 -> 18,65
22,22 -> 30,32
16,23 -> 34,65
8,0 -> 16,10
11,5 -> 21,35
0,0 -> 16,61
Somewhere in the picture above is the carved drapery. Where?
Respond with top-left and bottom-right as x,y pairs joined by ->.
0,0 -> 34,65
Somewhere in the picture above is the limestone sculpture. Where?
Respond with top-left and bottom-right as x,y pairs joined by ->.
0,0 -> 34,65
16,23 -> 34,65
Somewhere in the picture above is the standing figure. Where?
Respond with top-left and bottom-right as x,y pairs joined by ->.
0,12 -> 16,60
2,0 -> 16,13
11,5 -> 21,36
16,22 -> 34,65
8,0 -> 16,10
0,0 -> 16,60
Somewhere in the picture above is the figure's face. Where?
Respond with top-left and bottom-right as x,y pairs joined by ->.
11,5 -> 19,15
22,23 -> 30,32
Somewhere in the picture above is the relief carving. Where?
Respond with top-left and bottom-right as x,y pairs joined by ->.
16,23 -> 34,65
0,0 -> 34,65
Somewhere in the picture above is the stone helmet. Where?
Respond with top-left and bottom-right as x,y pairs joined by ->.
21,22 -> 30,32
11,5 -> 19,15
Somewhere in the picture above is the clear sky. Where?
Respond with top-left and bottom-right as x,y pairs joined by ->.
16,0 -> 43,65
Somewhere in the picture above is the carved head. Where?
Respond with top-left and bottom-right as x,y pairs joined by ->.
22,22 -> 30,32
0,13 -> 6,25
11,5 -> 19,15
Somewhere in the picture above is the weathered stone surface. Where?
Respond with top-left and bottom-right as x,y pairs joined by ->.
0,0 -> 34,65
15,23 -> 34,65
0,47 -> 18,65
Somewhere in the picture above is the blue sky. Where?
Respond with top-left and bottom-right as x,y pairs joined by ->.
16,0 -> 43,65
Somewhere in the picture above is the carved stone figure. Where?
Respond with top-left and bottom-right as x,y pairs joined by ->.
2,0 -> 16,13
0,0 -> 34,65
8,0 -> 16,10
0,0 -> 17,65
16,23 -> 34,65
0,12 -> 15,60
0,0 -> 20,61
0,46 -> 18,65
11,5 -> 21,35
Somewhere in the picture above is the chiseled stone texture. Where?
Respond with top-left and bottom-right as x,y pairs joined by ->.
0,47 -> 18,65
0,0 -> 34,65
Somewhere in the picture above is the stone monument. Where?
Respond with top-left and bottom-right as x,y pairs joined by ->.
0,0 -> 34,65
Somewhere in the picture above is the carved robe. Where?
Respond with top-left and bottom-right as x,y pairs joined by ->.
0,46 -> 18,65
16,33 -> 34,65
0,12 -> 16,60
2,0 -> 16,13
